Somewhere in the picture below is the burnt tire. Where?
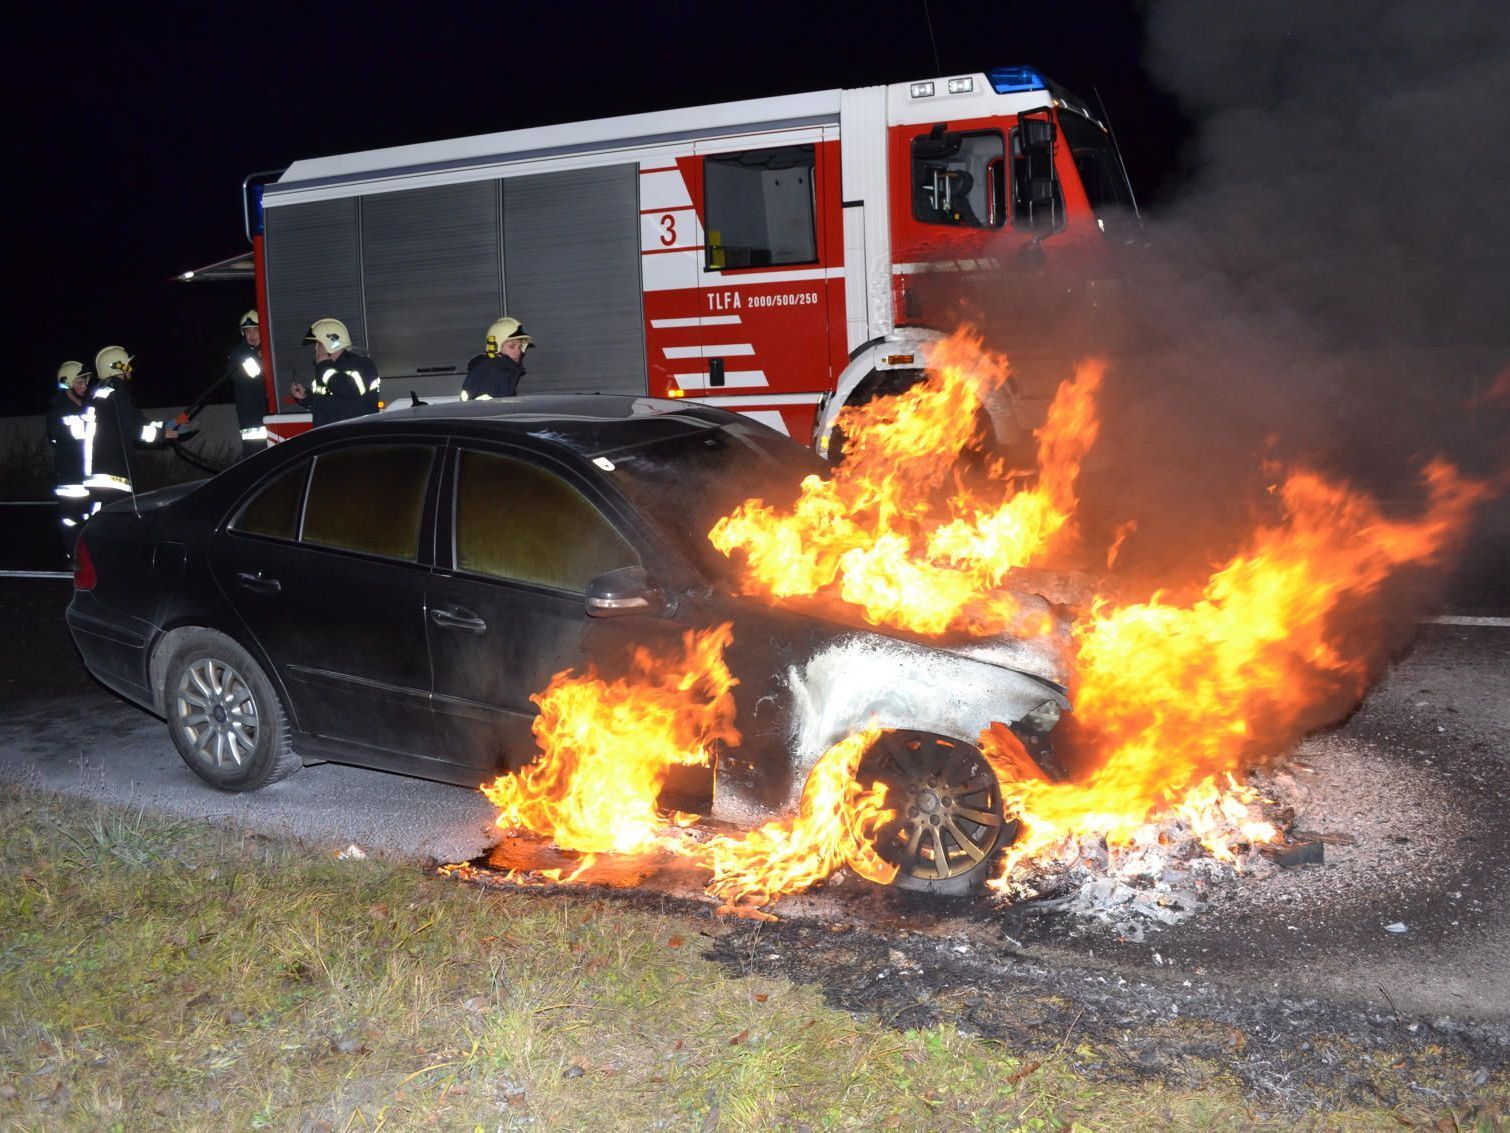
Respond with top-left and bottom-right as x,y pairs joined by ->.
858,730 -> 1016,896
164,629 -> 300,792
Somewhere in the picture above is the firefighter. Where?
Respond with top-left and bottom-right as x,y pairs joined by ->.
82,346 -> 178,512
45,361 -> 93,552
460,316 -> 531,401
228,308 -> 269,458
290,317 -> 381,426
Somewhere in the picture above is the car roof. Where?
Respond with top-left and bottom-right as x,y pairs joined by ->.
313,394 -> 748,459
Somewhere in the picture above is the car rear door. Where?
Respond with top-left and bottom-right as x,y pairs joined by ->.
425,443 -> 686,777
210,439 -> 442,767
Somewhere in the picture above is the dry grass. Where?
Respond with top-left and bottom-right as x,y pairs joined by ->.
0,784 -> 1502,1131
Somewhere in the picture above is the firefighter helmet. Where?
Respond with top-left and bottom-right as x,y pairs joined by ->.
95,346 -> 135,380
56,360 -> 91,390
239,309 -> 259,330
303,317 -> 352,353
484,316 -> 532,357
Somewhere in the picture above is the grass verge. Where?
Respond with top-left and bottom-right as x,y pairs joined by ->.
0,783 -> 1502,1131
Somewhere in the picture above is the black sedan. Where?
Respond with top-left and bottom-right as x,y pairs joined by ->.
67,396 -> 1070,893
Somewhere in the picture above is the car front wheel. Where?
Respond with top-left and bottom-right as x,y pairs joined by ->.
858,730 -> 1016,895
164,630 -> 300,792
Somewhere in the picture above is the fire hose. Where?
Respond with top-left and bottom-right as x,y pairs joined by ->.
164,373 -> 236,476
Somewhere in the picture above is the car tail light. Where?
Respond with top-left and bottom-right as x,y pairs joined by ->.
73,535 -> 97,591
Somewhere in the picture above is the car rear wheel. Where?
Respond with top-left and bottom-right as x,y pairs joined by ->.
858,730 -> 1015,895
164,630 -> 300,792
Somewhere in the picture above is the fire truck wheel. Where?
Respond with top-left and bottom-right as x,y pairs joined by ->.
163,629 -> 301,792
857,729 -> 1017,896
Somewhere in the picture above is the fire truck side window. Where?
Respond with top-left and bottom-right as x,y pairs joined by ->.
301,445 -> 434,561
703,145 -> 817,270
911,130 -> 1006,229
454,450 -> 640,593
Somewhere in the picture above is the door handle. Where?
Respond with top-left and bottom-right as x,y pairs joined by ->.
235,571 -> 281,595
709,357 -> 725,387
430,606 -> 487,634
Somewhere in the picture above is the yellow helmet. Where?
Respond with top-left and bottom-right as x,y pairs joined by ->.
304,317 -> 352,352
56,360 -> 92,390
239,309 -> 259,330
95,346 -> 135,380
484,316 -> 532,357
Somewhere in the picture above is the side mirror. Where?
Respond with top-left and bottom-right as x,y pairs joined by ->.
1019,115 -> 1056,147
586,565 -> 667,618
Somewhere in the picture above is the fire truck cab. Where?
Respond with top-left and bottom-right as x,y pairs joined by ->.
245,65 -> 1134,452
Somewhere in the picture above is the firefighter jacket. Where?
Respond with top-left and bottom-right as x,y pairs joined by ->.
83,377 -> 168,492
298,351 -> 381,427
227,341 -> 269,441
45,388 -> 90,493
460,353 -> 524,401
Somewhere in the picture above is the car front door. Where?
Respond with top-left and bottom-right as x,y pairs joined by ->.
425,444 -> 685,778
210,440 -> 441,767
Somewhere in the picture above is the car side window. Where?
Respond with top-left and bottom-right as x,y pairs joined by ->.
302,445 -> 434,561
230,462 -> 308,540
455,449 -> 639,592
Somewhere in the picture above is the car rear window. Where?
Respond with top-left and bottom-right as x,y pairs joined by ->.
231,463 -> 308,540
455,449 -> 639,591
302,445 -> 433,561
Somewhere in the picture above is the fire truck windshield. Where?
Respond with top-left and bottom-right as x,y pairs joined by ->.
603,420 -> 827,581
1057,110 -> 1136,220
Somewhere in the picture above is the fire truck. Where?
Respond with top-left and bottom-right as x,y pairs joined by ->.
239,65 -> 1136,452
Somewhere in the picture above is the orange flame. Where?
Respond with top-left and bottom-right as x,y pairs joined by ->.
481,624 -> 739,856
701,730 -> 897,914
476,325 -> 1498,915
990,458 -> 1493,883
710,330 -> 1099,636
482,632 -> 898,912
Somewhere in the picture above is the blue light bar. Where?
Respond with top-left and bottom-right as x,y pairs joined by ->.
987,66 -> 1048,94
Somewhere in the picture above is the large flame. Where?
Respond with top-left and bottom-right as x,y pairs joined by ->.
990,457 -> 1493,882
475,327 -> 1496,914
710,331 -> 1100,636
481,625 -> 739,857
701,730 -> 897,915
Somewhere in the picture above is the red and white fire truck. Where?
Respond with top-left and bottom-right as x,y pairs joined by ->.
240,65 -> 1135,452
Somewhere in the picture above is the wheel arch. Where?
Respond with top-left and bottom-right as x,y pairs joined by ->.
812,326 -> 945,457
148,622 -> 290,722
770,633 -> 1067,816
811,326 -> 1027,459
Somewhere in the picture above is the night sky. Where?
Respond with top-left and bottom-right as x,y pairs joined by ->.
3,0 -> 1190,417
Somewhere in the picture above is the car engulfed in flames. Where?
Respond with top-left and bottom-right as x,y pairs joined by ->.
472,328 -> 1497,917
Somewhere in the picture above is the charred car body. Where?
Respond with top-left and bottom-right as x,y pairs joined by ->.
66,397 -> 1069,892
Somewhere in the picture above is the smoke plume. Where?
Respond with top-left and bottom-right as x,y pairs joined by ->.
957,0 -> 1510,597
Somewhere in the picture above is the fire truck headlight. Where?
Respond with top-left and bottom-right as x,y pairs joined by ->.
947,77 -> 974,94
909,81 -> 935,99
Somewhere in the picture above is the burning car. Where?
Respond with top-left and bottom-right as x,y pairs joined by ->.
66,396 -> 1070,894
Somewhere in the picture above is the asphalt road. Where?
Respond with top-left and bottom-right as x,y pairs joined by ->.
0,578 -> 502,864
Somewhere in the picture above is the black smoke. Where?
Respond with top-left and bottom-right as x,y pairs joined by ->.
941,0 -> 1510,600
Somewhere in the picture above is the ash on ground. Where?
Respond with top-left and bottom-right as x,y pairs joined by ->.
996,764 -> 1320,943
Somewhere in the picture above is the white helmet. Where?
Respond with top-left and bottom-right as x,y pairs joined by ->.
304,317 -> 352,353
239,309 -> 260,330
95,346 -> 135,380
485,316 -> 532,356
56,360 -> 91,390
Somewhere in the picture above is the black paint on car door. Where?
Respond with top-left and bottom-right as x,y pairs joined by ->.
426,445 -> 683,776
210,442 -> 441,764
